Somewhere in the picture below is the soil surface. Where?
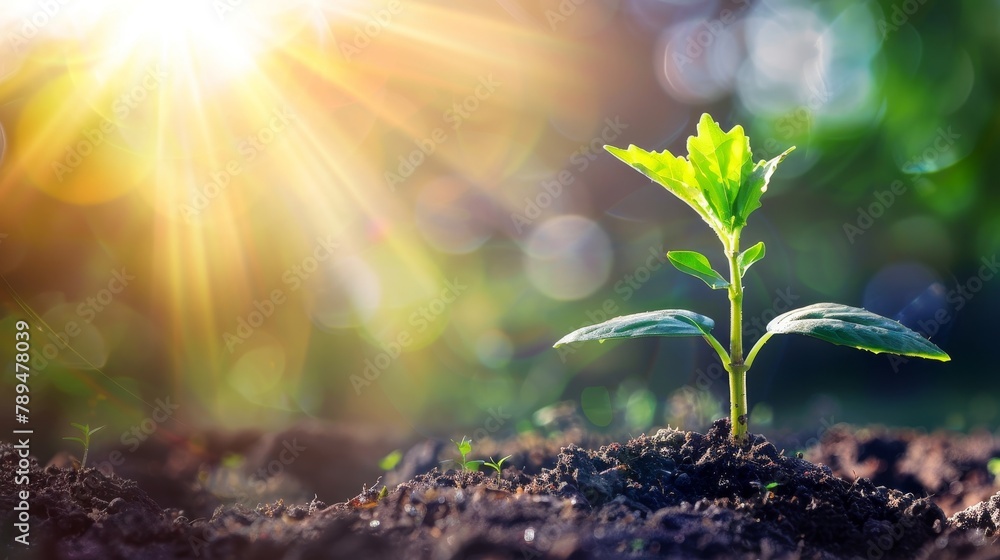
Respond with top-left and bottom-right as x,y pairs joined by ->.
4,418 -> 1000,559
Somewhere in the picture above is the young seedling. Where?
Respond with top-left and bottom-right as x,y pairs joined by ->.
554,114 -> 950,444
63,423 -> 104,470
482,455 -> 512,483
449,436 -> 483,472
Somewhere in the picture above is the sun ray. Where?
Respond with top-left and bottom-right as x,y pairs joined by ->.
0,0 -> 584,423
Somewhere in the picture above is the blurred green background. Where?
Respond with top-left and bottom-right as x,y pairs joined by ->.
1,0 -> 998,460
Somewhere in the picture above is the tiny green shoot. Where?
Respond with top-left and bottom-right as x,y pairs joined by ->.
554,114 -> 950,444
987,458 -> 1000,478
379,449 -> 403,471
450,436 -> 483,472
63,423 -> 104,470
482,455 -> 512,483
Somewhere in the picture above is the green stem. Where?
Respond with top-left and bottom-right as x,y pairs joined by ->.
702,333 -> 730,366
726,234 -> 749,443
745,332 -> 773,370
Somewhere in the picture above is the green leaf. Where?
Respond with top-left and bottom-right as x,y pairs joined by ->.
733,146 -> 795,227
379,450 -> 403,471
737,242 -> 765,277
604,144 -> 724,236
687,113 -> 753,229
667,250 -> 729,289
492,455 -> 512,468
63,437 -> 86,445
606,115 -> 795,237
554,309 -> 715,347
766,303 -> 950,361
453,437 -> 473,458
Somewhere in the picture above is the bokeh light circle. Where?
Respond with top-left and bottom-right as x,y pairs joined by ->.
525,215 -> 612,301
16,75 -> 150,204
863,262 -> 944,327
415,176 -> 493,254
309,256 -> 383,330
475,329 -> 514,369
657,17 -> 743,104
227,341 -> 288,404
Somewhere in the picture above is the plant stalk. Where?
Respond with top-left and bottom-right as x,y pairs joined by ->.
726,235 -> 749,443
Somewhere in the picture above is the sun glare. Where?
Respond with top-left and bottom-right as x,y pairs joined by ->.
76,0 -> 273,79
0,0 -> 573,423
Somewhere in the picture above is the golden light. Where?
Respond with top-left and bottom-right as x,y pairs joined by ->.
0,0 -> 603,424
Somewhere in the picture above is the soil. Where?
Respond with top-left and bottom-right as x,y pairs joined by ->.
4,418 -> 1000,559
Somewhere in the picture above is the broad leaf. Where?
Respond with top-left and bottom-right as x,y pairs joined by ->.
733,147 -> 795,227
767,303 -> 950,361
554,309 -> 714,347
737,242 -> 765,278
604,144 -> 723,235
667,250 -> 729,289
606,115 -> 794,237
687,113 -> 753,229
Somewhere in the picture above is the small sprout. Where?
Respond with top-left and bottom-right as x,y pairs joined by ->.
751,480 -> 780,504
379,449 -> 403,471
555,114 -> 950,443
482,455 -> 512,483
988,458 -> 1000,478
449,436 -> 483,472
63,423 -> 104,470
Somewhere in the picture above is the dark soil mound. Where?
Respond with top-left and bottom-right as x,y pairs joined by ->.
526,420 -> 945,559
3,420 -> 1000,559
